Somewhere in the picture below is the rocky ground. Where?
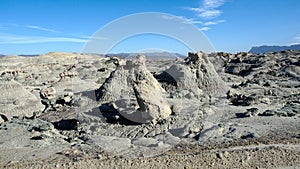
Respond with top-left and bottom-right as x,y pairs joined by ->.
0,51 -> 299,168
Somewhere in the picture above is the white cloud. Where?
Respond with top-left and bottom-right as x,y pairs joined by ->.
186,7 -> 203,13
288,34 -> 300,45
198,10 -> 222,18
184,17 -> 203,24
186,0 -> 226,19
199,27 -> 211,31
203,20 -> 225,26
76,35 -> 108,41
161,15 -> 203,25
26,25 -> 60,33
0,23 -> 108,44
0,34 -> 87,44
1,24 -> 61,33
203,0 -> 226,8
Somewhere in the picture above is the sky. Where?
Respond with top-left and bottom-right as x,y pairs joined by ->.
0,0 -> 300,55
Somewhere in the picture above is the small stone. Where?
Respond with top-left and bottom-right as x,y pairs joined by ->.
156,141 -> 164,147
40,87 -> 56,100
171,104 -> 182,115
216,152 -> 223,159
0,114 -> 8,123
59,66 -> 78,80
53,119 -> 79,130
64,96 -> 72,103
236,108 -> 259,118
97,68 -> 106,72
240,133 -> 257,139
258,110 -> 276,116
13,100 -> 20,105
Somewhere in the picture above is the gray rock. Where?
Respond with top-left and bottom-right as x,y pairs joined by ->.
40,87 -> 56,100
259,110 -> 276,116
0,79 -> 44,120
56,90 -> 74,105
227,90 -> 257,106
162,52 -> 228,97
0,116 -> 4,123
259,101 -> 299,117
27,118 -> 55,132
59,65 -> 78,80
225,64 -> 252,76
240,132 -> 258,139
235,108 -> 259,118
284,65 -> 300,78
96,55 -> 172,123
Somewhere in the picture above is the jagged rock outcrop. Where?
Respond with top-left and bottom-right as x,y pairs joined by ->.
59,65 -> 79,80
95,55 -> 172,123
0,79 -> 44,122
159,52 -> 228,98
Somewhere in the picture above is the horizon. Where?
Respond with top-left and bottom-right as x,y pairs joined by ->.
1,0 -> 300,55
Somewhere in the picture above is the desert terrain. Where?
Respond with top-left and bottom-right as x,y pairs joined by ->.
0,50 -> 299,168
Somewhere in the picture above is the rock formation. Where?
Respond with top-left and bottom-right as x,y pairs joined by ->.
95,55 -> 172,123
0,79 -> 44,122
40,87 -> 56,100
0,51 -> 300,166
159,52 -> 228,98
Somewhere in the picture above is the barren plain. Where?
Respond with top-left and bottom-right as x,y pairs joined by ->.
0,51 -> 299,168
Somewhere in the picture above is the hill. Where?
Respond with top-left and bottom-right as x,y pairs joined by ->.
249,44 -> 300,54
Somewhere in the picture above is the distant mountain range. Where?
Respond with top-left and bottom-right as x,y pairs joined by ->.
249,44 -> 300,54
105,52 -> 186,59
0,54 -> 39,57
19,54 -> 39,57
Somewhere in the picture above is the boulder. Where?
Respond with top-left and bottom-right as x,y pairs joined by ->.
40,87 -> 56,100
96,55 -> 172,123
0,79 -> 44,121
284,65 -> 300,78
162,52 -> 229,97
227,90 -> 257,106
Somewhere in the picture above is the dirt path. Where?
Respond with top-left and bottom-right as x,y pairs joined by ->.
3,137 -> 299,169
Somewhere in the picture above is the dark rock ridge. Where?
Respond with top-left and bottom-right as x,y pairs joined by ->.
249,44 -> 300,54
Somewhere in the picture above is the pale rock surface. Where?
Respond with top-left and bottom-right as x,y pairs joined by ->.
40,87 -> 56,100
96,55 -> 172,123
0,79 -> 44,121
164,52 -> 229,97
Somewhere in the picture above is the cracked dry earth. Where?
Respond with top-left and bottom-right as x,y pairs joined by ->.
0,51 -> 299,169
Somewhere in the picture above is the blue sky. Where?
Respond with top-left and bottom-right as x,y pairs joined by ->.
0,0 -> 300,55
